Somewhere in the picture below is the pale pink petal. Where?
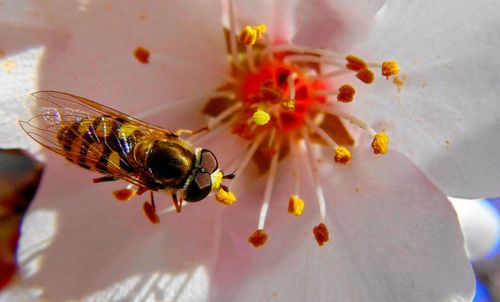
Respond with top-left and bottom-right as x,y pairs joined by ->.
231,0 -> 301,43
210,143 -> 474,301
5,0 -> 227,130
292,0 -> 386,52
345,0 -> 500,198
18,153 -> 223,301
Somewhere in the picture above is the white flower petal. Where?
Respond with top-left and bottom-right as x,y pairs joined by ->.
210,144 -> 474,302
5,0 -> 227,130
18,153 -> 223,301
347,0 -> 500,198
292,0 -> 386,52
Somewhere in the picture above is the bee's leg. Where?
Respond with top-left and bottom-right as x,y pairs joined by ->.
143,191 -> 160,224
172,192 -> 183,213
93,175 -> 118,183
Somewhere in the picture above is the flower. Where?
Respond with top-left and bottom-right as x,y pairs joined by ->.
2,0 -> 499,301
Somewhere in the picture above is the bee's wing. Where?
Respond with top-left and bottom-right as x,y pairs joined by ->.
19,91 -> 174,188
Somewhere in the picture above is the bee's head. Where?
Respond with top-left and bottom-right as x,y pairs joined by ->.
184,148 -> 221,202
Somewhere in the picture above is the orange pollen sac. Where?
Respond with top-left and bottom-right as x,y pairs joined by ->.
248,229 -> 268,247
345,55 -> 367,71
143,201 -> 160,224
334,146 -> 352,164
313,223 -> 330,246
381,60 -> 400,79
371,132 -> 389,154
337,84 -> 356,103
113,188 -> 136,201
356,68 -> 375,84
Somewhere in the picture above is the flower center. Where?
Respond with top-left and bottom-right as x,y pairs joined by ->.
200,2 -> 401,248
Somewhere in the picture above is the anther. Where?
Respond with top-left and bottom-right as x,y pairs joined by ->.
248,229 -> 268,247
381,60 -> 400,79
238,25 -> 267,46
113,188 -> 136,201
288,195 -> 305,216
215,188 -> 237,205
281,98 -> 296,111
371,132 -> 389,154
337,84 -> 356,103
356,68 -> 375,84
345,55 -> 367,71
313,223 -> 330,246
253,109 -> 271,125
143,201 -> 160,224
334,146 -> 352,164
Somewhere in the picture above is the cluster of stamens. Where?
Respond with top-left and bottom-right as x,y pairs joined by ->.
199,1 -> 400,248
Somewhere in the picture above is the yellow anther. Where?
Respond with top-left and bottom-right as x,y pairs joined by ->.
281,98 -> 296,111
313,223 -> 329,246
345,55 -> 367,71
253,109 -> 270,125
371,132 -> 389,155
238,24 -> 267,46
288,195 -> 305,216
334,146 -> 352,164
248,229 -> 268,247
215,188 -> 237,205
337,84 -> 356,103
381,60 -> 400,79
356,68 -> 375,84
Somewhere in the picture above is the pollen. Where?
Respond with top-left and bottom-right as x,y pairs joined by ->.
113,188 -> 136,201
313,223 -> 329,246
248,229 -> 268,247
371,132 -> 389,155
356,68 -> 375,84
288,195 -> 305,216
334,146 -> 352,164
281,98 -> 296,111
381,60 -> 400,79
337,84 -> 356,103
253,109 -> 271,125
215,188 -> 237,205
211,170 -> 224,191
238,24 -> 267,46
345,55 -> 367,71
143,201 -> 160,224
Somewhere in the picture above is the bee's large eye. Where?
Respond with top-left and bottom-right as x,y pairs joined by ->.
200,149 -> 218,173
185,172 -> 211,202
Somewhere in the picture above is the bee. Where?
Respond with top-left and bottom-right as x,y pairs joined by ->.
19,91 -> 234,223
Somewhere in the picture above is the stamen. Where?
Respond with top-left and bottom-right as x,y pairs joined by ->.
238,25 -> 267,46
371,132 -> 389,154
302,129 -> 326,223
245,45 -> 257,73
334,146 -> 352,164
355,68 -> 375,84
289,136 -> 302,196
253,109 -> 270,125
232,136 -> 264,182
317,107 -> 377,136
113,188 -> 136,201
345,55 -> 367,71
257,138 -> 281,231
281,98 -> 296,111
248,229 -> 268,247
310,69 -> 350,81
227,0 -> 240,68
381,60 -> 400,79
306,119 -> 339,149
268,43 -> 344,59
313,223 -> 330,246
288,195 -> 305,216
337,84 -> 356,103
206,102 -> 242,130
283,54 -> 344,68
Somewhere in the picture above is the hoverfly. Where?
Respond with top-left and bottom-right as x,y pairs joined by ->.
19,91 -> 235,223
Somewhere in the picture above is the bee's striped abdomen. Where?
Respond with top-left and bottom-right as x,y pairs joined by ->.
56,115 -> 138,174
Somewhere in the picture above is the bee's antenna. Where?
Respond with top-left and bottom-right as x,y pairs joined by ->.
223,170 -> 237,179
